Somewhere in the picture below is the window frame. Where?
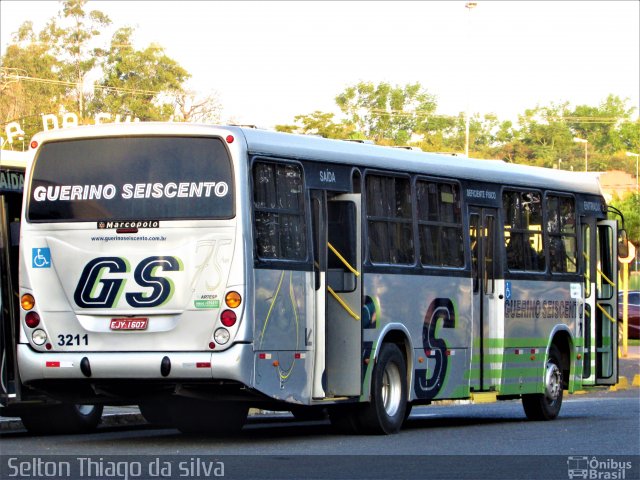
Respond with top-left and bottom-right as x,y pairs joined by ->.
545,192 -> 578,274
502,188 -> 546,273
251,158 -> 309,266
364,171 -> 415,266
415,175 -> 465,269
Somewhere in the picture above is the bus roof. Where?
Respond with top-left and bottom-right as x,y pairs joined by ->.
241,127 -> 604,196
27,123 -> 604,196
0,149 -> 29,170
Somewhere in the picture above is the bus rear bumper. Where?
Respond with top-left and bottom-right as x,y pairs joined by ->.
17,343 -> 254,384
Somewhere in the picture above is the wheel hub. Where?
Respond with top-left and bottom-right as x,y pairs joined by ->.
544,361 -> 562,402
382,362 -> 402,417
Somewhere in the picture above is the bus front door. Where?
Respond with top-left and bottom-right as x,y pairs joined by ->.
311,192 -> 362,398
469,206 -> 500,392
582,219 -> 618,386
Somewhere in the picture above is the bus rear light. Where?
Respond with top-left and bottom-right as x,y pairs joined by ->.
25,312 -> 40,328
30,140 -> 38,149
209,342 -> 216,350
32,329 -> 47,346
225,291 -> 241,308
196,362 -> 211,368
214,328 -> 230,345
45,343 -> 52,350
21,294 -> 35,311
220,310 -> 237,327
226,135 -> 234,144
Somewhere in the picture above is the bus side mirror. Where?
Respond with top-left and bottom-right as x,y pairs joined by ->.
618,229 -> 629,259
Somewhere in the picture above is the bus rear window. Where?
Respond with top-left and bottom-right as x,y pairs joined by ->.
28,136 -> 234,222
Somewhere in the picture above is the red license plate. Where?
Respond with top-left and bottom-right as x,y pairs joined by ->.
110,318 -> 148,330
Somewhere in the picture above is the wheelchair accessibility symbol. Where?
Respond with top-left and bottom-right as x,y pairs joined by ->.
32,248 -> 51,268
505,281 -> 512,300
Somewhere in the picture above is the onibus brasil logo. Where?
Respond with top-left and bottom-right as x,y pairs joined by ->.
567,456 -> 633,479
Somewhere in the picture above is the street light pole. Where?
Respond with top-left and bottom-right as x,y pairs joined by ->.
573,137 -> 588,171
464,1 -> 477,158
626,151 -> 639,192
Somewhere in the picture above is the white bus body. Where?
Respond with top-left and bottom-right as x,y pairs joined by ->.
16,124 -> 619,434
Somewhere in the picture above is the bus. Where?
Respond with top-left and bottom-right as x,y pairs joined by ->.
16,123 -> 623,434
1,150 -> 103,434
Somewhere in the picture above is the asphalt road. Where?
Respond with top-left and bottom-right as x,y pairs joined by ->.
1,389 -> 638,480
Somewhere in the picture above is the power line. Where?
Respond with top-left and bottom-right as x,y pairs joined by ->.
2,73 -> 162,97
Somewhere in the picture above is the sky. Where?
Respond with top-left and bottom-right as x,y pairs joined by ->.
1,0 -> 639,129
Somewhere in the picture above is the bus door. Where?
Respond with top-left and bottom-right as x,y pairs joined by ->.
311,192 -> 362,398
469,206 -> 500,391
0,182 -> 23,404
582,218 -> 618,386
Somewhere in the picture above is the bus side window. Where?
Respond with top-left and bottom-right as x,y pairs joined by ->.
253,161 -> 307,261
416,179 -> 464,268
546,195 -> 577,273
503,190 -> 544,272
365,174 -> 414,265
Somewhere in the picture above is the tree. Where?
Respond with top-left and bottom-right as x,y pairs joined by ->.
38,0 -> 112,118
335,81 -> 437,144
172,89 -> 222,124
567,95 -> 636,154
1,0 -> 192,142
89,27 -> 190,121
0,22 -> 66,139
610,192 -> 640,248
275,111 -> 355,139
512,103 -> 575,168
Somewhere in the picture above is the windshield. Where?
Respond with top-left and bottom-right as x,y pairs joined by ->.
28,136 -> 234,222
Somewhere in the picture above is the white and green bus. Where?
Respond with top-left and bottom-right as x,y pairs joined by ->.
16,124 -> 623,434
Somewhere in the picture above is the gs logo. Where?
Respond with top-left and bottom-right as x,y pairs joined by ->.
73,256 -> 182,308
414,298 -> 456,400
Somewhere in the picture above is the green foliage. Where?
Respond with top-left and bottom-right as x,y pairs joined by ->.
275,111 -> 355,139
335,81 -> 437,144
89,28 -> 189,121
610,192 -> 640,248
1,0 -> 192,140
0,22 -> 65,136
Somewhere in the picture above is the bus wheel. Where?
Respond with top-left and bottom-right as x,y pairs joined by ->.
357,343 -> 407,434
522,345 -> 563,421
172,398 -> 248,435
20,404 -> 103,435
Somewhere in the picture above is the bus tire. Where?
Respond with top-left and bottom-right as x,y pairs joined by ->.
172,398 -> 248,435
20,404 -> 103,435
522,345 -> 563,421
356,343 -> 407,434
402,402 -> 413,426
